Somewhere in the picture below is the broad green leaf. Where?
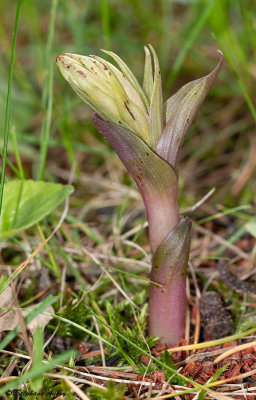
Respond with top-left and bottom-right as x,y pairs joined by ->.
0,180 -> 74,239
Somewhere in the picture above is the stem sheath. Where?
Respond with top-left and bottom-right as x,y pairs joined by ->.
149,217 -> 191,344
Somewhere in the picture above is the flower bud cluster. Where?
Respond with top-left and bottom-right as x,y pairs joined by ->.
57,46 -> 163,146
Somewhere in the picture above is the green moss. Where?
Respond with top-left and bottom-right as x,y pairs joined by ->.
87,381 -> 126,400
56,291 -> 91,340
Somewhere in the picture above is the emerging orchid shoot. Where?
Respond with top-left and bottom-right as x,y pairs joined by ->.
57,47 -> 222,344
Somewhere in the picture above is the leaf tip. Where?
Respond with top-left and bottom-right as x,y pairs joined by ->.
214,50 -> 224,75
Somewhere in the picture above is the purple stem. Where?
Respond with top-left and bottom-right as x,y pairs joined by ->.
92,114 -> 191,344
149,276 -> 186,344
146,196 -> 180,255
149,217 -> 191,344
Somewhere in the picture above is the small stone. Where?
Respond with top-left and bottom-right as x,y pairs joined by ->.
140,354 -> 151,365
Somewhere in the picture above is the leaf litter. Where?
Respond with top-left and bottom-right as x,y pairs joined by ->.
1,210 -> 256,399
0,286 -> 54,334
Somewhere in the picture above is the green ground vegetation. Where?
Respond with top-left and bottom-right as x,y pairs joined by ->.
0,0 -> 256,398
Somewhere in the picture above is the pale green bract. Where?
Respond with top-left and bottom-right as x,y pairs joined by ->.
56,46 -> 162,145
57,46 -> 222,164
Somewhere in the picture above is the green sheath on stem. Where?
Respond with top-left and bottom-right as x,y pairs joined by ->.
149,217 -> 192,344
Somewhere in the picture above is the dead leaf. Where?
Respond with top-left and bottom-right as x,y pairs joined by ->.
27,305 -> 54,334
0,286 -> 54,334
0,286 -> 18,332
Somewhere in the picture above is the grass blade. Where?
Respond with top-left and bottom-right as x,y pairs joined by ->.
213,34 -> 256,123
107,303 -> 136,366
100,0 -> 111,50
30,326 -> 44,392
0,0 -> 22,217
0,349 -> 77,396
165,1 -> 213,92
38,0 -> 58,180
